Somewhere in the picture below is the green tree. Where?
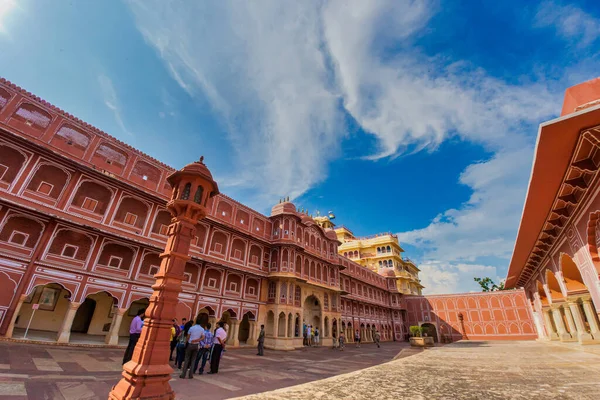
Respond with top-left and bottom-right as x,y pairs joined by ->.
473,277 -> 505,292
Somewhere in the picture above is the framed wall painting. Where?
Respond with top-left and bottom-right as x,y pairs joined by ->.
38,286 -> 60,311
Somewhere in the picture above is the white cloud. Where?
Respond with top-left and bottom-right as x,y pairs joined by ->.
419,261 -> 501,294
128,1 -> 344,202
98,75 -> 133,137
535,1 -> 600,47
126,0 -> 570,293
0,0 -> 17,35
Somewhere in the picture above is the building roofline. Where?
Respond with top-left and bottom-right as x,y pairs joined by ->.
505,103 -> 600,288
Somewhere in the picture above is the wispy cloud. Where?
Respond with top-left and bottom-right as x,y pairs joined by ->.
98,74 -> 133,136
126,0 -> 581,293
535,1 -> 600,47
418,261 -> 501,294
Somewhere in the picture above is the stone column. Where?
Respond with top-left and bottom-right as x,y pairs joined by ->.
562,306 -> 578,337
109,157 -> 219,400
106,308 -> 127,345
273,314 -> 279,338
5,294 -> 27,338
231,321 -> 240,347
582,299 -> 600,340
57,301 -> 81,343
567,301 -> 593,342
542,309 -> 559,340
247,321 -> 257,346
551,308 -> 572,341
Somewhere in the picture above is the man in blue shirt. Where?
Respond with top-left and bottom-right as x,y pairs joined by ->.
195,323 -> 213,374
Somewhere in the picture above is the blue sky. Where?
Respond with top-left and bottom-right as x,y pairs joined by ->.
1,0 -> 599,293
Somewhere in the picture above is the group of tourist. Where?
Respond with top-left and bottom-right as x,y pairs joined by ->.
170,317 -> 228,378
123,312 -> 384,377
302,323 -> 320,346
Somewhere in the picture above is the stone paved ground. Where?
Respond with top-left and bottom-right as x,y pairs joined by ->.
0,340 -> 411,399
238,341 -> 600,400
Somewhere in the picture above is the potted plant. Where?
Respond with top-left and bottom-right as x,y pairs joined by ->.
409,325 -> 434,347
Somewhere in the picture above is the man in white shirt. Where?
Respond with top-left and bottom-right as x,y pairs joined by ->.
179,317 -> 204,379
208,321 -> 227,374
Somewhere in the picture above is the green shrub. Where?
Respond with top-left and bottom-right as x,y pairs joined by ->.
409,325 -> 423,337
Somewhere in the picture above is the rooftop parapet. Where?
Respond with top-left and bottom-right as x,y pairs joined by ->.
561,77 -> 600,116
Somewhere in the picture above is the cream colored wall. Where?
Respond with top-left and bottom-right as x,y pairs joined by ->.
119,300 -> 149,336
86,294 -> 114,335
15,287 -> 71,332
119,312 -> 135,336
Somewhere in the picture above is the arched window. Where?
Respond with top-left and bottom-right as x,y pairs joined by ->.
181,183 -> 191,200
194,186 -> 203,204
280,282 -> 287,303
267,281 -> 276,302
386,245 -> 391,253
294,285 -> 301,306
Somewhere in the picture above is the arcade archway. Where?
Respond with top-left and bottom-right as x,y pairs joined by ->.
422,323 -> 438,342
303,295 -> 322,332
13,283 -> 72,342
238,312 -> 253,344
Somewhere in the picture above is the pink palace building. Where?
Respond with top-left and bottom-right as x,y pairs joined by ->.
0,77 -> 541,350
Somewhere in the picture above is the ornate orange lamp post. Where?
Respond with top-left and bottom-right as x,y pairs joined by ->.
109,157 -> 218,400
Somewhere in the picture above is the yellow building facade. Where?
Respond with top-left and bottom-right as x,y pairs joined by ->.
313,217 -> 423,296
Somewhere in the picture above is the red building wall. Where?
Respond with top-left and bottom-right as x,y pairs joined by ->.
405,290 -> 537,341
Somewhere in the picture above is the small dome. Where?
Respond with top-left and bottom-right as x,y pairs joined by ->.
167,156 -> 219,195
270,201 -> 297,216
301,214 -> 314,224
325,230 -> 337,240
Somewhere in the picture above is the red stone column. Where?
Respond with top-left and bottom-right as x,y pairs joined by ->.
109,158 -> 218,400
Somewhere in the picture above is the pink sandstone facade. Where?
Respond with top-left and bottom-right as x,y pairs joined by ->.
0,77 -> 536,349
506,77 -> 600,344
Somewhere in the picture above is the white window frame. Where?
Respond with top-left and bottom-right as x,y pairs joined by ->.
61,244 -> 79,259
81,197 -> 98,212
233,249 -> 242,260
37,181 -> 54,196
124,212 -> 138,226
251,255 -> 259,265
183,272 -> 192,283
228,281 -> 238,292
207,277 -> 217,288
8,231 -> 29,246
247,286 -> 256,295
159,224 -> 169,236
214,242 -> 223,253
0,164 -> 8,181
107,256 -> 123,269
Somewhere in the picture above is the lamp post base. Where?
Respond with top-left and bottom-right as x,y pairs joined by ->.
108,362 -> 175,400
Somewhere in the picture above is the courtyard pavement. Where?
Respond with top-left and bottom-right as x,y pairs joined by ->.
0,340 -> 598,399
0,340 -> 411,399
238,340 -> 600,400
